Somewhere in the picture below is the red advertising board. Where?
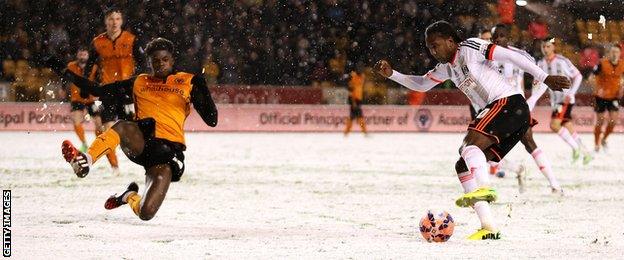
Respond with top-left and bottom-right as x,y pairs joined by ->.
1,102 -> 622,133
210,85 -> 323,104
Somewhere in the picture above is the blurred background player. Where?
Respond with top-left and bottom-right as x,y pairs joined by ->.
375,21 -> 570,240
58,38 -> 217,221
590,45 -> 624,152
82,7 -> 145,175
489,24 -> 561,193
65,47 -> 101,153
478,28 -> 492,42
528,37 -> 592,164
344,64 -> 367,136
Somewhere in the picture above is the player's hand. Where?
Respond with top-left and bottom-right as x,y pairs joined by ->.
543,75 -> 570,91
374,60 -> 393,78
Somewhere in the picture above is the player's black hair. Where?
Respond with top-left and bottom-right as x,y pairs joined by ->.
145,37 -> 175,57
610,44 -> 622,50
77,45 -> 89,52
103,6 -> 123,17
425,21 -> 462,43
479,27 -> 492,35
493,24 -> 509,33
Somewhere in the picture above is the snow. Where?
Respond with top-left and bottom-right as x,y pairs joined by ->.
2,131 -> 623,258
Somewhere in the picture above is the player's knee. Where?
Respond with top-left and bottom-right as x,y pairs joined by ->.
139,212 -> 155,221
455,159 -> 468,173
138,204 -> 159,221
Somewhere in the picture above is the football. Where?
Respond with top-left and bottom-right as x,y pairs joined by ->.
419,210 -> 455,242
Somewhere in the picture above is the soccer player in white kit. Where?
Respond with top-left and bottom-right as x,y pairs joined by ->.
375,21 -> 570,240
527,37 -> 593,164
490,24 -> 562,193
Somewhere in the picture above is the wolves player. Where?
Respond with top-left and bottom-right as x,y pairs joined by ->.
528,37 -> 592,164
375,21 -> 570,240
591,45 -> 624,152
82,7 -> 146,174
65,47 -> 101,153
490,24 -> 562,193
54,38 -> 217,221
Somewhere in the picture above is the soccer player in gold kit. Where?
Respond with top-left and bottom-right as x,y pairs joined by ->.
56,38 -> 217,221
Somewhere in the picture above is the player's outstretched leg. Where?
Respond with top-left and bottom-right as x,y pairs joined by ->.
62,120 -> 144,177
520,128 -> 562,193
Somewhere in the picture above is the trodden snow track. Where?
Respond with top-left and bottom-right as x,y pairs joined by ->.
2,132 -> 623,258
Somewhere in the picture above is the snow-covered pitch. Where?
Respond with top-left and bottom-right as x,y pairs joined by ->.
3,131 -> 622,258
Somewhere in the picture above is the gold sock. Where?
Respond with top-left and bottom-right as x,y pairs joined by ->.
87,128 -> 120,163
74,124 -> 86,143
126,192 -> 141,216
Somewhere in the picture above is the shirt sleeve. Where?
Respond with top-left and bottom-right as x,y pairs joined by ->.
190,75 -> 218,127
489,44 -> 549,83
388,65 -> 449,92
62,68 -> 134,100
562,58 -> 582,96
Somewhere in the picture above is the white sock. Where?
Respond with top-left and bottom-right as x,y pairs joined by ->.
461,145 -> 490,187
531,148 -> 560,190
571,131 -> 589,153
474,201 -> 497,231
457,171 -> 478,193
557,128 -> 579,150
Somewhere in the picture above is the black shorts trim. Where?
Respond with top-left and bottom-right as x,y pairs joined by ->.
594,97 -> 619,113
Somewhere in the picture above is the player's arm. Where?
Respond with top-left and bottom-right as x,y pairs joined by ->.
62,68 -> 134,99
83,41 -> 99,78
487,45 -> 570,91
190,75 -> 218,127
132,37 -> 146,73
563,59 -> 583,96
374,60 -> 447,92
